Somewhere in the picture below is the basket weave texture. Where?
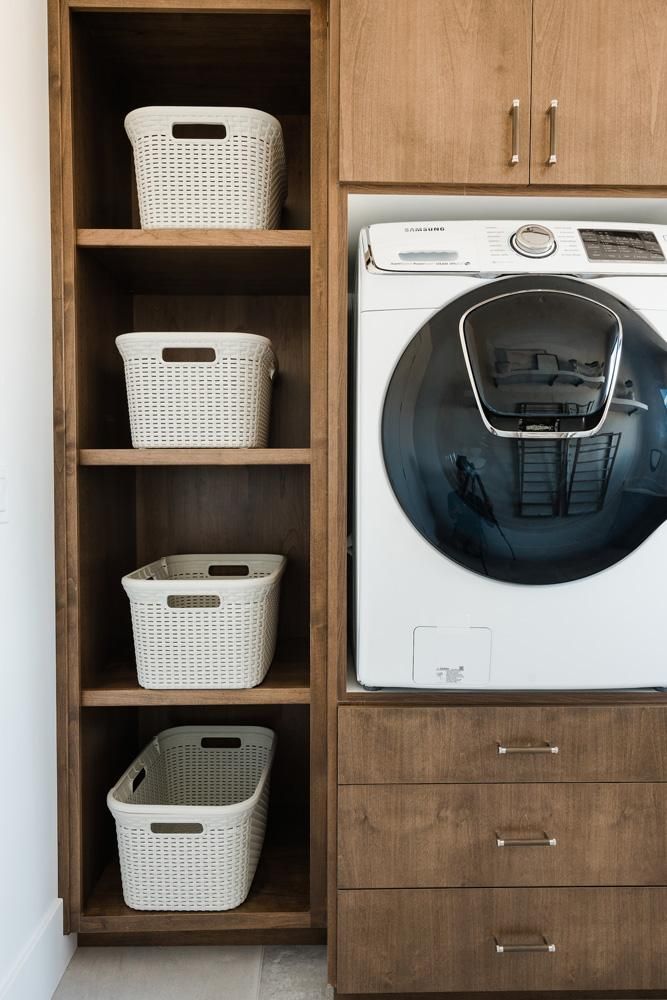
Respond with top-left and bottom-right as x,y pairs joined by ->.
116,332 -> 276,449
125,106 -> 287,229
122,554 -> 286,689
108,725 -> 275,911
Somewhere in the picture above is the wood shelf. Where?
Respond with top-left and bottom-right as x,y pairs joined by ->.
77,228 -> 312,249
83,660 -> 310,707
79,448 -> 312,467
81,842 -> 310,933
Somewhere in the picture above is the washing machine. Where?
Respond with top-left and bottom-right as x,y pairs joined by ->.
354,220 -> 667,689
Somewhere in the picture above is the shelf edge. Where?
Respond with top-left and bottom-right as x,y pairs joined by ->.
79,448 -> 312,467
76,228 -> 312,249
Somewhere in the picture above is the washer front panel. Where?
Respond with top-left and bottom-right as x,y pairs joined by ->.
381,275 -> 667,585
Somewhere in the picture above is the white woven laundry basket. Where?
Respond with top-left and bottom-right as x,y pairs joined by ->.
122,554 -> 286,689
125,106 -> 287,229
116,332 -> 276,449
108,725 -> 276,911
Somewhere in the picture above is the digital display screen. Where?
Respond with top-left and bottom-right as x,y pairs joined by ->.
579,228 -> 665,262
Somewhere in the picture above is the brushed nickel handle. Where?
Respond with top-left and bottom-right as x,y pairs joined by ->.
496,832 -> 557,848
548,99 -> 558,164
497,742 -> 559,755
495,936 -> 556,955
510,99 -> 520,164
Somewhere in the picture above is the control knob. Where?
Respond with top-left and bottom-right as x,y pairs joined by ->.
511,224 -> 556,258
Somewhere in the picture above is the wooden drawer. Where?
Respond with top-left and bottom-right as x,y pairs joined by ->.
337,887 -> 667,993
338,706 -> 667,783
339,783 -> 667,888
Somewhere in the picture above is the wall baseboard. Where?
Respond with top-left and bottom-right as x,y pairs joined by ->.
0,899 -> 76,1000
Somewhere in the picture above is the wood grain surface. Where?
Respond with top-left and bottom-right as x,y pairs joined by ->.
339,706 -> 667,784
338,887 -> 667,993
531,0 -> 667,184
339,782 -> 667,888
339,0 -> 532,184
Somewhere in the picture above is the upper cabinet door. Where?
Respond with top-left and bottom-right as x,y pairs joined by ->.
339,0 -> 532,184
531,0 -> 667,185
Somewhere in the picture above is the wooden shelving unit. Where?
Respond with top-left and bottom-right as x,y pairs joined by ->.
48,0 -> 327,944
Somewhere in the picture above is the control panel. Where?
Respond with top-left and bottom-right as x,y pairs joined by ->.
579,228 -> 665,262
364,220 -> 667,275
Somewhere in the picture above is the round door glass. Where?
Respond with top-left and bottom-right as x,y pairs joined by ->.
381,275 -> 667,584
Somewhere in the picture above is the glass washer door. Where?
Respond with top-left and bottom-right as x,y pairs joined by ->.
381,275 -> 667,585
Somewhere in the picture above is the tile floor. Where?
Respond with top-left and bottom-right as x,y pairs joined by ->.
53,945 -> 331,1000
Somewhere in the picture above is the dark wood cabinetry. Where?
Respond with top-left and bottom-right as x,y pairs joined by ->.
339,782 -> 667,889
338,705 -> 667,783
49,0 -> 327,944
338,887 -> 667,994
335,704 -> 667,996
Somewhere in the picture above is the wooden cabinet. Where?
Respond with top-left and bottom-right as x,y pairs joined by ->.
339,783 -> 667,888
339,0 -> 667,187
338,705 -> 667,783
338,0 -> 532,184
338,887 -> 667,993
49,0 -> 327,943
336,705 -> 667,995
531,0 -> 667,185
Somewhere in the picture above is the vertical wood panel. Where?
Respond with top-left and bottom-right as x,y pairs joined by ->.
58,0 -> 85,931
327,0 -> 344,978
308,0 -> 328,927
48,0 -> 71,934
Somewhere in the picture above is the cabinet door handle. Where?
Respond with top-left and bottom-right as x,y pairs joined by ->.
496,832 -> 557,848
495,937 -> 556,955
548,99 -> 558,164
510,99 -> 520,164
497,742 -> 559,755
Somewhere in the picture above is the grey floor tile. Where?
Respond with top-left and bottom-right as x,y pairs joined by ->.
52,945 -> 262,1000
258,946 -> 329,1000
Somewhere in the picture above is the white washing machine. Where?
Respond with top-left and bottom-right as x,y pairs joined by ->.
354,220 -> 667,689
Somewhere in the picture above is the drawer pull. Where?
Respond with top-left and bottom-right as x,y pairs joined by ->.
495,936 -> 556,955
496,832 -> 557,848
510,98 -> 520,164
548,98 -> 558,164
497,741 -> 559,755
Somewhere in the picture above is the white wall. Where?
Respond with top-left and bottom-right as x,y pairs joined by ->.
0,1 -> 76,997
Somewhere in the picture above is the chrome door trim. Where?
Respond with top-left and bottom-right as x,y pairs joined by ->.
458,287 -> 623,440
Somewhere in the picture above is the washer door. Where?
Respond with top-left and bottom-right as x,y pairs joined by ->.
381,275 -> 667,584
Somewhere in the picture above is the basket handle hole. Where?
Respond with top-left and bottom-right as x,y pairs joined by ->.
167,595 -> 221,609
201,737 -> 242,749
131,767 -> 146,793
208,564 -> 250,577
150,822 -> 204,835
172,123 -> 227,141
162,348 -> 216,363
